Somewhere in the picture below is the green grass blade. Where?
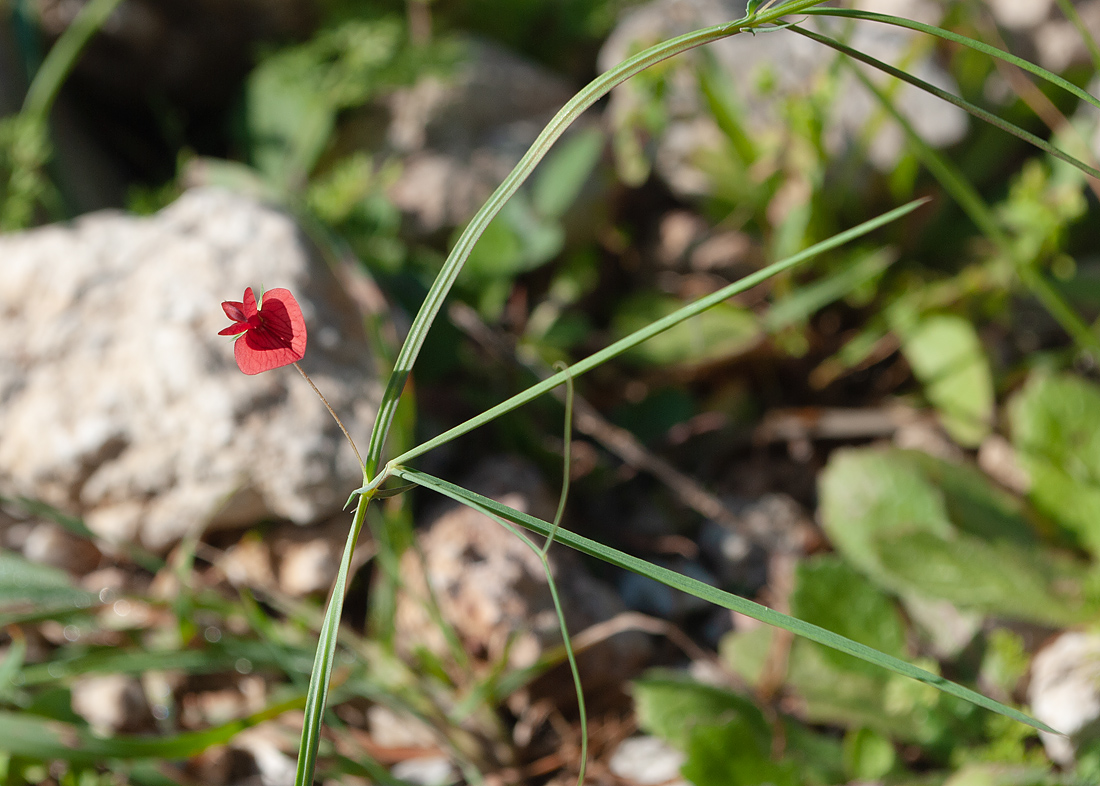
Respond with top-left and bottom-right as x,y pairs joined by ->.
22,0 -> 125,121
389,199 -> 926,467
840,46 -> 1100,358
0,697 -> 305,763
789,24 -> 1100,181
294,495 -> 370,786
361,0 -> 836,479
1053,0 -> 1100,75
392,467 -> 1061,736
804,8 -> 1100,114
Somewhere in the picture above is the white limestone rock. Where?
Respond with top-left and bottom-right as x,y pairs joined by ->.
1029,631 -> 1100,766
0,188 -> 381,550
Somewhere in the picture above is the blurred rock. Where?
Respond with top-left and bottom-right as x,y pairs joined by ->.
367,705 -> 439,750
608,735 -> 688,786
71,674 -> 153,735
988,0 -> 1055,29
1034,1 -> 1100,72
384,39 -> 576,235
272,517 -> 353,597
395,457 -> 652,705
1029,631 -> 1100,766
218,535 -> 277,590
599,0 -> 967,194
390,756 -> 457,786
232,725 -> 297,786
699,492 -> 812,593
978,434 -> 1031,494
0,189 -> 382,550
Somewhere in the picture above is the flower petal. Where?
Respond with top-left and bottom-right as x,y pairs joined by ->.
242,287 -> 259,318
257,288 -> 307,358
234,331 -> 306,374
222,300 -> 247,323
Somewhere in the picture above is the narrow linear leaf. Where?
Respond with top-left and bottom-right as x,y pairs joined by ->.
789,25 -> 1100,181
390,199 -> 926,467
0,697 -> 304,763
391,466 -> 1058,736
805,9 -> 1100,114
294,496 -> 370,786
362,0 -> 837,478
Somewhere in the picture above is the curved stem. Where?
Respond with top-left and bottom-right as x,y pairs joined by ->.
362,0 -> 836,479
293,361 -> 365,473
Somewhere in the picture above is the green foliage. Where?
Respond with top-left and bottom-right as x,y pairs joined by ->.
1010,373 -> 1100,556
611,292 -> 761,366
246,17 -> 439,188
901,314 -> 994,447
819,447 -> 1099,624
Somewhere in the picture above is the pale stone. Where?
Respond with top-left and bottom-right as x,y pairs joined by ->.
394,457 -> 653,704
0,188 -> 382,550
1029,632 -> 1100,765
71,674 -> 152,735
987,0 -> 1054,30
609,736 -> 688,786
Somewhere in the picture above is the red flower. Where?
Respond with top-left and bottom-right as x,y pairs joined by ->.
219,287 -> 307,375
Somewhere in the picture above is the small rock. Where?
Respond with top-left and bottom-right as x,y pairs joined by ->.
0,189 -> 382,550
1029,631 -> 1100,766
608,736 -> 687,786
384,39 -> 576,236
218,535 -> 277,589
71,674 -> 153,735
272,517 -> 352,597
367,705 -> 439,750
233,725 -> 297,786
390,756 -> 457,786
395,457 -> 652,704
978,434 -> 1031,494
987,0 -> 1054,30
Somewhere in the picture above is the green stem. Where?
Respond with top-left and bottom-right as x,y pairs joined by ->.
22,0 -> 125,121
362,0 -> 835,479
1053,0 -> 1100,75
387,199 -> 925,469
294,494 -> 370,786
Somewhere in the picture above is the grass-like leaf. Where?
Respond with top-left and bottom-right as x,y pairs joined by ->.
294,495 -> 370,786
804,8 -> 1100,114
361,0 -> 837,479
0,697 -> 305,763
789,24 -> 1100,182
391,467 -> 1060,737
384,199 -> 926,470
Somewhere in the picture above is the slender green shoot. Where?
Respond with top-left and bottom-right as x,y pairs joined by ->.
22,0 -> 125,121
1052,0 -> 1100,75
294,493 -> 370,786
381,199 -> 926,471
361,0 -> 837,480
390,467 -> 1061,737
789,24 -> 1100,181
544,364 -> 573,556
